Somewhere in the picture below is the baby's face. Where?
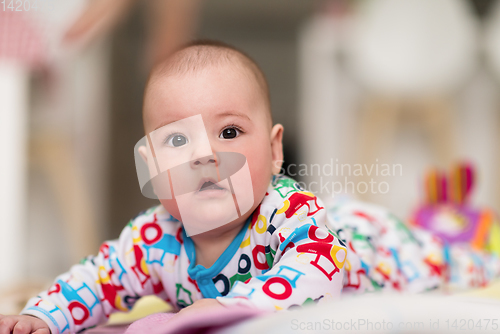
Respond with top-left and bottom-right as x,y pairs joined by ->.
142,63 -> 282,234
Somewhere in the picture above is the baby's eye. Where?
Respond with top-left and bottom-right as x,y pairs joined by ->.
220,127 -> 241,139
166,134 -> 188,147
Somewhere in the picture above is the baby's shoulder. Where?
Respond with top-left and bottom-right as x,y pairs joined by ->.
256,175 -> 327,229
264,175 -> 311,202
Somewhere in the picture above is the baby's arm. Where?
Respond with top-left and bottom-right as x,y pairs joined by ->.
218,194 -> 347,310
18,208 -> 169,334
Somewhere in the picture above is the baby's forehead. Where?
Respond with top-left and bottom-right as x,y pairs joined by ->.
143,45 -> 271,133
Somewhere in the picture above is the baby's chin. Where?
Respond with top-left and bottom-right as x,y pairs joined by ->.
160,194 -> 246,236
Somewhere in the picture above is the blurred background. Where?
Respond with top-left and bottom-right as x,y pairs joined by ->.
1,0 -> 500,313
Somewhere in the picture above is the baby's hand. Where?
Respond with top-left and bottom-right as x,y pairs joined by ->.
0,314 -> 50,334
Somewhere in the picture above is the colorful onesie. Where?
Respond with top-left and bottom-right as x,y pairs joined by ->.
20,176 -> 500,334
20,176 -> 347,334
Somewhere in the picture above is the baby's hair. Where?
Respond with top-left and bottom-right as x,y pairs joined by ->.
144,39 -> 272,131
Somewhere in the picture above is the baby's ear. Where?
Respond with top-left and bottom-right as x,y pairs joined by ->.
138,146 -> 149,164
270,124 -> 284,175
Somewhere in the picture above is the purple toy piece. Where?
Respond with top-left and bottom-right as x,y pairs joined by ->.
414,204 -> 479,244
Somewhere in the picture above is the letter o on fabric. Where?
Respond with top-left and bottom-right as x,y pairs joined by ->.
262,277 -> 292,300
238,254 -> 251,274
213,273 -> 230,296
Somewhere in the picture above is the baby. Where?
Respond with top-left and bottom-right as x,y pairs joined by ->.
2,40 -> 499,334
0,40 -> 349,334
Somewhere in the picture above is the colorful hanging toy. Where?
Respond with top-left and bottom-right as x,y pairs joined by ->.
412,162 -> 500,256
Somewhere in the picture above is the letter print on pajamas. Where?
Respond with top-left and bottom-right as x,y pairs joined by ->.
257,266 -> 305,300
217,177 -> 347,310
26,278 -> 102,333
295,225 -> 347,281
141,214 -> 182,265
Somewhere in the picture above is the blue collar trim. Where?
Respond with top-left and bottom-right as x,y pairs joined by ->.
182,216 -> 251,297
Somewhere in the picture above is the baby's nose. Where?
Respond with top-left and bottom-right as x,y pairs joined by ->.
191,154 -> 217,167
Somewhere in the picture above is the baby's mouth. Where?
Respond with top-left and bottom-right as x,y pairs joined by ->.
197,178 -> 226,192
199,180 -> 224,191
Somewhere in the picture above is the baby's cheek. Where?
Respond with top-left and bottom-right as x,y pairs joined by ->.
160,198 -> 181,221
248,157 -> 273,202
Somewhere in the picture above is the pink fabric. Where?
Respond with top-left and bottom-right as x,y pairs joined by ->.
125,306 -> 266,334
125,313 -> 176,333
86,324 -> 130,333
